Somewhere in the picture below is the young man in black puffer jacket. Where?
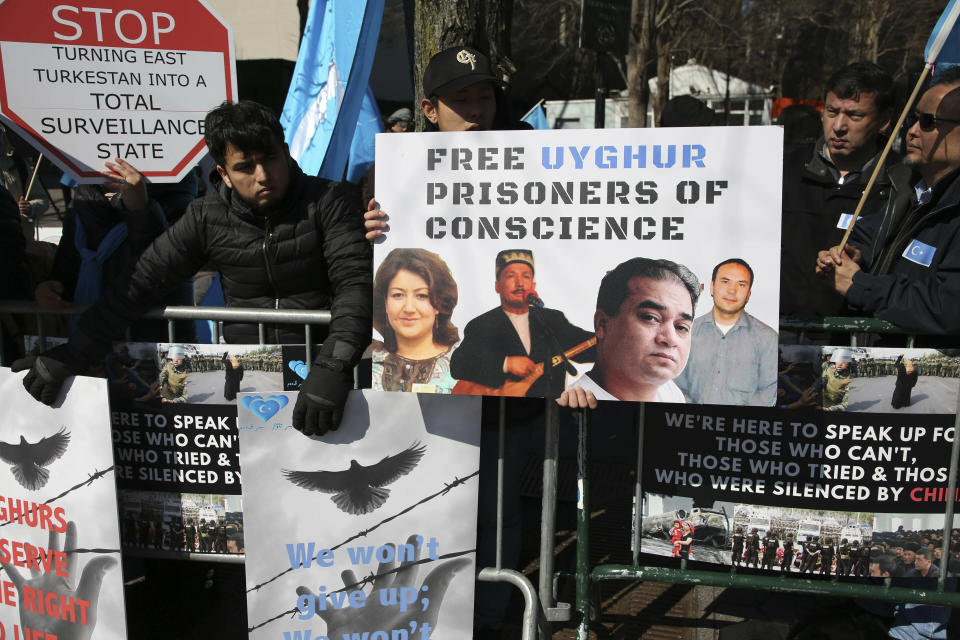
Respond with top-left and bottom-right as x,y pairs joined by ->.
15,100 -> 372,436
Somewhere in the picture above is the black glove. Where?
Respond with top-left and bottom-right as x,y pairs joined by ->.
11,343 -> 88,406
292,342 -> 358,436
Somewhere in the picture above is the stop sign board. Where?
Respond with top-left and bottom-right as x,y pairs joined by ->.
0,0 -> 236,183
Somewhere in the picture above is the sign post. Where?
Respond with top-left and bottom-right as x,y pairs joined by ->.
0,0 -> 236,183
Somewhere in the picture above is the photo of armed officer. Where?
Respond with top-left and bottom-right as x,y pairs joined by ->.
157,343 -> 283,404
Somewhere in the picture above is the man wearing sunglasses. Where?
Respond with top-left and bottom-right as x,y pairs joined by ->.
781,62 -> 894,321
818,67 -> 960,336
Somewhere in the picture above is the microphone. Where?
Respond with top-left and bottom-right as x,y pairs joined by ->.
526,290 -> 545,309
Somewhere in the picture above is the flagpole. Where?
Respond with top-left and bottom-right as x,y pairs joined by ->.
838,64 -> 931,249
24,152 -> 43,201
520,98 -> 545,122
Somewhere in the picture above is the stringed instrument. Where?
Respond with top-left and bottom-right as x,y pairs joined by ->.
452,336 -> 597,397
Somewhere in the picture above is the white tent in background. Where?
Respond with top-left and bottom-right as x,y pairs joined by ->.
649,58 -> 768,99
648,59 -> 773,126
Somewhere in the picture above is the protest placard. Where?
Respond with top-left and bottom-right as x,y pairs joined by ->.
372,127 -> 782,404
0,368 -> 126,639
239,390 -> 481,640
640,401 -> 960,573
0,0 -> 236,182
108,342 -> 270,557
111,401 -> 240,494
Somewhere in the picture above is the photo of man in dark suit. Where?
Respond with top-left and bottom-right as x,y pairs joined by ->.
450,249 -> 595,398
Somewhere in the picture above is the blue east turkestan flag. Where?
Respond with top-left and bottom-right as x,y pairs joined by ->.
926,0 -> 960,79
522,102 -> 549,130
280,0 -> 385,180
346,85 -> 383,183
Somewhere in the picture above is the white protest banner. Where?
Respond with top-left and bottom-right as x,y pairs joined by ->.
0,368 -> 125,640
0,0 -> 236,183
372,127 -> 782,404
239,390 -> 481,640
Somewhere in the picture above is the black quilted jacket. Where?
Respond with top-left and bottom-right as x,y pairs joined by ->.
70,162 -> 372,357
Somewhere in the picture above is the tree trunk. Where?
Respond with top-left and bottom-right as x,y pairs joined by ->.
410,0 -> 514,130
654,26 -> 671,125
627,0 -> 655,127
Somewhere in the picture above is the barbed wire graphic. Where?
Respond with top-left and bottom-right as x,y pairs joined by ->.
246,469 -> 479,595
0,466 -> 115,530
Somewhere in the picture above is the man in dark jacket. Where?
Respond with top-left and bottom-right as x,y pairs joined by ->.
745,528 -> 761,567
761,530 -> 779,570
801,536 -> 821,573
731,526 -> 744,566
449,249 -> 594,398
14,101 -> 371,435
818,68 -> 960,336
781,533 -> 795,573
781,62 -> 894,319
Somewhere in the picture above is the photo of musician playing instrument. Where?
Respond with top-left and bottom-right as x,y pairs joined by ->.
449,249 -> 596,397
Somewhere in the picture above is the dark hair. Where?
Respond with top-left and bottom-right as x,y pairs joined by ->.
778,104 -> 822,144
204,100 -> 285,166
596,257 -> 700,317
420,45 -> 524,133
421,84 -> 524,133
916,548 -> 934,563
825,62 -> 894,112
373,248 -> 460,352
711,258 -> 754,286
871,553 -> 901,577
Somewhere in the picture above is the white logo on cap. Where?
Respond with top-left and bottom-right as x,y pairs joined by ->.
456,49 -> 477,70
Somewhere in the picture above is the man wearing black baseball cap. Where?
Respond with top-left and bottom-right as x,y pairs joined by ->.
420,45 -> 500,132
364,45 -> 528,239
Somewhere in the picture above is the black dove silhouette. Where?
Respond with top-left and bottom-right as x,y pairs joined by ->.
0,428 -> 71,491
282,441 -> 426,515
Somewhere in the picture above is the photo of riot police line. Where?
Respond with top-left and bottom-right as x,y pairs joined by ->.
156,343 -> 283,404
729,504 -> 877,575
119,491 -> 243,556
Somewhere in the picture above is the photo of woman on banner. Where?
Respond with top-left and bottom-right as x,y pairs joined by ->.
891,355 -> 919,409
677,521 -> 695,560
222,351 -> 244,401
371,248 -> 460,393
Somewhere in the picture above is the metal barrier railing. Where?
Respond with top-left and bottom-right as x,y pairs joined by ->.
0,301 -> 332,365
780,315 -> 918,347
550,347 -> 960,640
8,302 -> 957,638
